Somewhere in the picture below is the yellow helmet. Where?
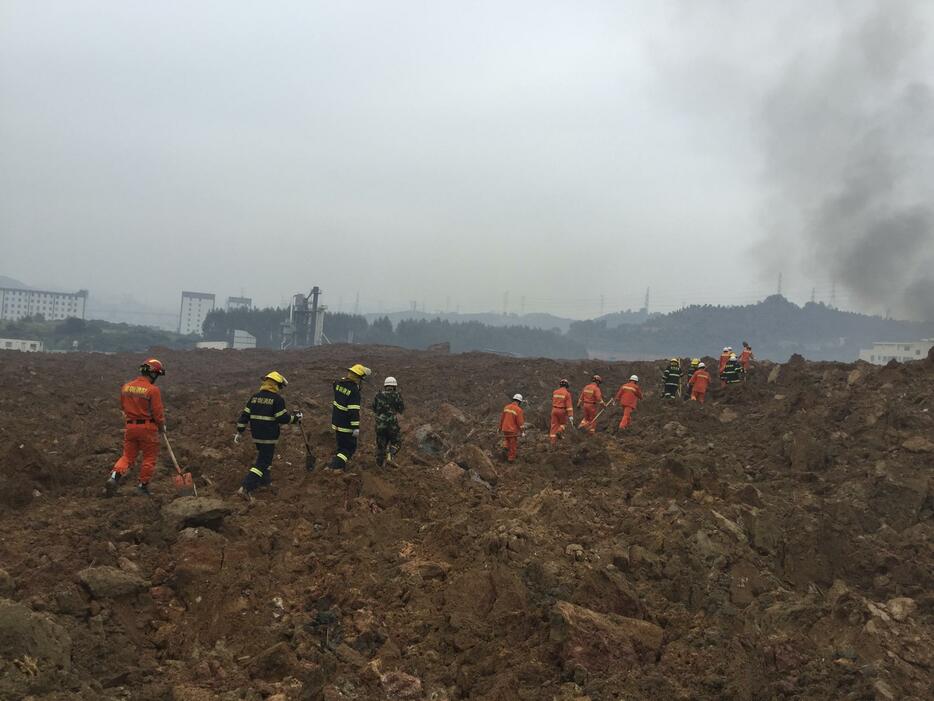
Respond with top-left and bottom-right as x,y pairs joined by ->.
347,363 -> 372,379
691,358 -> 700,366
670,358 -> 680,365
263,371 -> 288,386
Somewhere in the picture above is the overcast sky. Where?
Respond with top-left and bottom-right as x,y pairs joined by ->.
2,1 -> 932,320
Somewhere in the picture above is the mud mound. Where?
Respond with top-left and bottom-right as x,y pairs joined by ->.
0,345 -> 931,699
0,441 -> 61,508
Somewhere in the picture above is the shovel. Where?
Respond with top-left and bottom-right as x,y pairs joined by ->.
298,423 -> 317,472
579,399 -> 615,433
163,433 -> 197,497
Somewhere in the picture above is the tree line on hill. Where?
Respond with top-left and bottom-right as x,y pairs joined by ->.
570,295 -> 934,360
202,308 -> 586,358
204,296 -> 934,361
5,295 -> 927,359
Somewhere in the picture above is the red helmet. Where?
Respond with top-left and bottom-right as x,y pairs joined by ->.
559,378 -> 569,388
140,358 -> 165,376
592,374 -> 602,384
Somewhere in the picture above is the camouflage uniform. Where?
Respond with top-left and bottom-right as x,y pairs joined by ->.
372,389 -> 405,466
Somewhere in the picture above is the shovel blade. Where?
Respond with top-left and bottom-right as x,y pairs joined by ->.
305,454 -> 317,472
173,472 -> 197,497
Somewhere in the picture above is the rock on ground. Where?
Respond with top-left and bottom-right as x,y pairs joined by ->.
0,598 -> 72,697
161,496 -> 231,530
550,600 -> 663,676
77,566 -> 148,598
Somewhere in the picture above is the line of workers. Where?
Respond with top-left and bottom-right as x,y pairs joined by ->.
106,344 -> 754,493
106,359 -> 402,500
497,341 -> 754,462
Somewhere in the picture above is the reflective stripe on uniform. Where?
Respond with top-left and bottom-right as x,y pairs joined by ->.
253,439 -> 278,445
250,415 -> 277,421
242,406 -> 251,413
274,409 -> 288,418
331,425 -> 354,433
236,423 -> 247,429
336,453 -> 348,463
504,408 -> 517,415
346,404 -> 360,410
333,401 -> 348,410
249,467 -> 264,477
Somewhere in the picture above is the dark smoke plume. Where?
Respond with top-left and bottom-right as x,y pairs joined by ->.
761,0 -> 934,320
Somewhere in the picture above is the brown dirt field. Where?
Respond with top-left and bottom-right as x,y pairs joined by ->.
0,345 -> 931,700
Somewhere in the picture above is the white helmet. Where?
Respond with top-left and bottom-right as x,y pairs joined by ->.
629,375 -> 639,382
384,376 -> 397,387
723,347 -> 730,352
726,346 -> 733,351
512,393 -> 524,402
698,362 -> 706,368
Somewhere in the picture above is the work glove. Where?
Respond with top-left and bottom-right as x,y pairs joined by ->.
352,429 -> 360,438
293,410 -> 303,423
568,416 -> 574,425
233,433 -> 241,444
521,431 -> 526,438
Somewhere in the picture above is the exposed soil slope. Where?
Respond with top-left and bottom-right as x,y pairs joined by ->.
0,345 -> 931,700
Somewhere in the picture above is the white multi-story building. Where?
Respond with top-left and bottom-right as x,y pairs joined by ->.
178,291 -> 215,336
227,296 -> 252,311
0,287 -> 88,322
858,339 -> 934,365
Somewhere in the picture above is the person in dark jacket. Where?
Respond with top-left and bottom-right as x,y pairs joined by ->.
372,376 -> 405,466
721,353 -> 744,385
327,363 -> 371,471
235,371 -> 301,500
662,358 -> 683,398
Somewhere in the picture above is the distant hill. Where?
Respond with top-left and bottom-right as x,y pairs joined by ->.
363,310 -> 575,333
593,308 -> 657,328
0,275 -> 28,289
577,295 -> 934,361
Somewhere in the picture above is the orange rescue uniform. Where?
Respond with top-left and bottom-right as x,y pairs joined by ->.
740,347 -> 754,371
549,387 -> 574,446
688,369 -> 711,403
614,381 -> 643,430
577,382 -> 604,434
113,376 -> 165,485
499,401 -> 525,461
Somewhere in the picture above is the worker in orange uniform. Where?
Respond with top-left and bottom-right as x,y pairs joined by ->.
549,379 -> 574,447
106,358 -> 166,497
499,393 -> 526,462
688,362 -> 711,403
718,346 -> 732,388
614,375 -> 643,430
739,341 -> 754,376
577,375 -> 606,434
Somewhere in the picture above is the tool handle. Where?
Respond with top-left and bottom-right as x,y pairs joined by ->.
162,433 -> 183,475
298,422 -> 312,451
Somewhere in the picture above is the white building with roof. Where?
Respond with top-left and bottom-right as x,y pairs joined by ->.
0,338 -> 44,352
858,339 -> 934,365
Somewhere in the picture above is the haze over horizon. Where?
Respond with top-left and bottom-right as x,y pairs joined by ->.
3,1 -> 933,322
